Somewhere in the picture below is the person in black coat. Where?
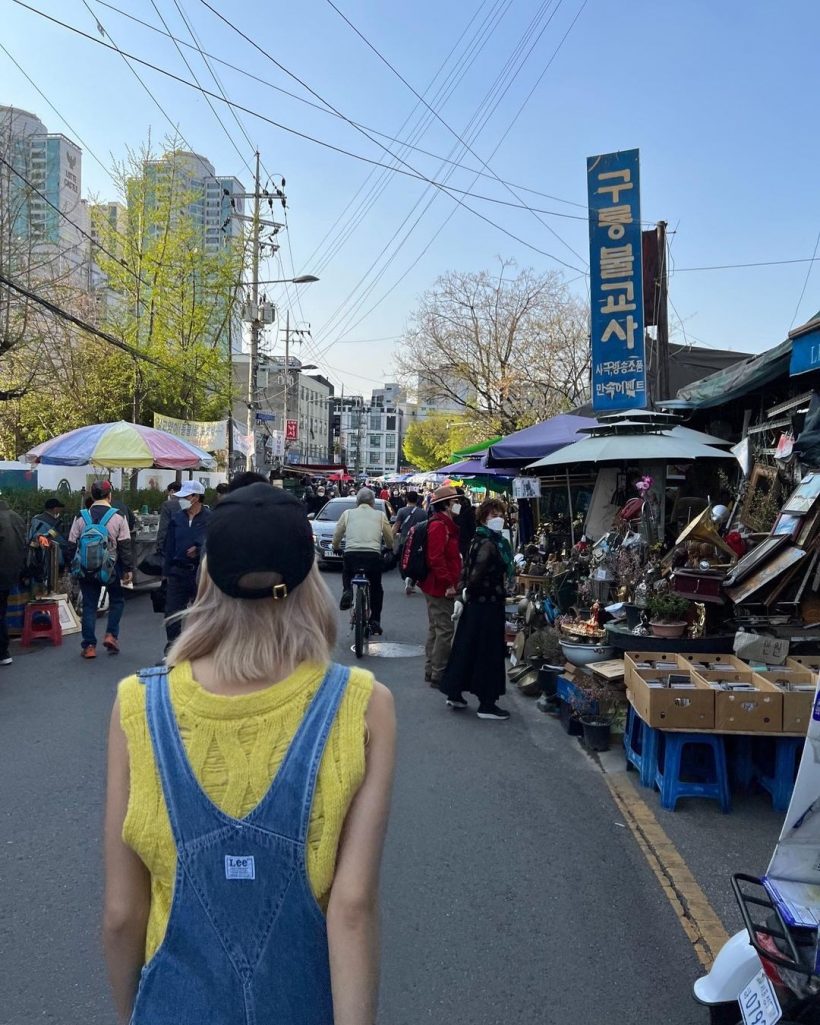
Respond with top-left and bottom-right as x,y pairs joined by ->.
454,487 -> 476,561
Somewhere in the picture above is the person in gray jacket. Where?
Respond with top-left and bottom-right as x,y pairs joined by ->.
0,495 -> 26,665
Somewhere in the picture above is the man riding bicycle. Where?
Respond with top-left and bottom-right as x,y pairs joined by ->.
333,487 -> 393,635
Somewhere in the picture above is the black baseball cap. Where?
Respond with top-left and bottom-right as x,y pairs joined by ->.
44,498 -> 65,510
206,483 -> 314,599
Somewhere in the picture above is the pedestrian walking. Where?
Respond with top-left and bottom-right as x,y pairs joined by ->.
392,490 -> 427,594
454,486 -> 476,562
333,487 -> 393,635
103,482 -> 396,1025
441,498 -> 514,720
68,480 -> 133,659
0,493 -> 26,666
420,486 -> 462,688
155,482 -> 180,561
162,480 -> 210,651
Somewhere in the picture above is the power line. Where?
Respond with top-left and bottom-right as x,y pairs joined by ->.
92,0 -> 588,211
790,228 -> 820,329
323,0 -> 587,268
12,0 -> 590,264
674,256 -> 820,272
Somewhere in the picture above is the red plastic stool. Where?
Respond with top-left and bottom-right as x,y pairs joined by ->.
21,599 -> 63,647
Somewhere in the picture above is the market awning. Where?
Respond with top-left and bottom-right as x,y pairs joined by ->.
451,437 -> 502,460
663,338 -> 793,411
436,456 -> 514,477
526,430 -> 736,470
485,413 -> 593,468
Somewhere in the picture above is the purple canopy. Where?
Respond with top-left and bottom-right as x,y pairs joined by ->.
436,455 -> 514,477
485,413 -> 593,468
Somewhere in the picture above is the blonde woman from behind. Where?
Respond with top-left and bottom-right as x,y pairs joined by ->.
103,483 -> 395,1025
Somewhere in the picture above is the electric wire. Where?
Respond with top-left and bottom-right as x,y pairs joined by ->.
311,0 -> 566,345
789,227 -> 820,329
91,0 -> 588,211
313,0 -> 589,351
13,0 -> 586,271
323,0 -> 587,268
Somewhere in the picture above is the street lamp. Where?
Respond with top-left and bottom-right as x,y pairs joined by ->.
256,274 -> 319,285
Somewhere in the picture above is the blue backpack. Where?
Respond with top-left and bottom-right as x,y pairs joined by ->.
71,508 -> 118,584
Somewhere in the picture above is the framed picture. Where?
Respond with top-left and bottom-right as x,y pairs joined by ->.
772,513 -> 803,540
783,473 -> 820,515
512,477 -> 541,499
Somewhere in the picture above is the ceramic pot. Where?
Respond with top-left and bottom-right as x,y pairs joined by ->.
649,621 -> 687,639
559,639 -> 615,666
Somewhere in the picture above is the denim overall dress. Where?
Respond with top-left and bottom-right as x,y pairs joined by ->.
131,663 -> 351,1025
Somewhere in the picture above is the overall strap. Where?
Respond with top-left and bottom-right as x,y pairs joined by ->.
140,666 -> 221,846
248,664 -> 351,843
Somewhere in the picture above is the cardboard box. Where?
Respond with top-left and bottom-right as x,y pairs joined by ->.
786,655 -> 820,673
676,652 -> 746,673
623,651 -> 680,690
626,667 -> 715,730
753,670 -> 816,734
691,670 -> 783,733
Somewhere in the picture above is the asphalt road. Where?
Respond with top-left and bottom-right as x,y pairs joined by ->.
0,568 -> 783,1023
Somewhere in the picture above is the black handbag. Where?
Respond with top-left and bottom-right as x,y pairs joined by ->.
138,552 -> 164,577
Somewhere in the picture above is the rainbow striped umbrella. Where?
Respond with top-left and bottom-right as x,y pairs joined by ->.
25,420 -> 216,469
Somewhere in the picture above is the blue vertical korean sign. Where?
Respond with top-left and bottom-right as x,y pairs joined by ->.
587,149 -> 647,411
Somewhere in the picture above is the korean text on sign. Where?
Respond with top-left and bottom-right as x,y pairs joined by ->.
587,149 -> 647,411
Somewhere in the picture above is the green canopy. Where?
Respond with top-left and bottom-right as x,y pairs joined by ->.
451,436 -> 502,460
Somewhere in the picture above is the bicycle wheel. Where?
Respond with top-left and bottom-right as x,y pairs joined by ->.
354,586 -> 366,658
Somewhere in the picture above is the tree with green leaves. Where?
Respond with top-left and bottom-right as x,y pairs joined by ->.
402,412 -> 479,471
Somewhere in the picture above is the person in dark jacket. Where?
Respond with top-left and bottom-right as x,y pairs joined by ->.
0,495 -> 26,665
441,498 -> 514,719
419,486 -> 462,688
162,480 -> 210,650
454,487 -> 476,561
155,482 -> 181,560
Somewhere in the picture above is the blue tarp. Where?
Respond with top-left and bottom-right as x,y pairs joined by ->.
436,455 -> 513,477
484,413 -> 593,468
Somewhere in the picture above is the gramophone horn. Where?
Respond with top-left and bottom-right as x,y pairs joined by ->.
676,507 -> 737,561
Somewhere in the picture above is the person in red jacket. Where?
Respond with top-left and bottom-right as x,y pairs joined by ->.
420,486 -> 463,687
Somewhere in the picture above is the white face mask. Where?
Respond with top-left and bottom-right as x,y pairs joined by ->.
178,498 -> 192,511
450,502 -> 461,516
487,516 -> 505,532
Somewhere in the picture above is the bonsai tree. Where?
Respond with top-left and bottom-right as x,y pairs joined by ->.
645,593 -> 691,624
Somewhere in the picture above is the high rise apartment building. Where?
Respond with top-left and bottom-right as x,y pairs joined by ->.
333,383 -> 405,476
0,105 -> 90,288
138,150 -> 245,253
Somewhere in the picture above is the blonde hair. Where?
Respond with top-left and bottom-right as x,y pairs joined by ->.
167,557 -> 337,683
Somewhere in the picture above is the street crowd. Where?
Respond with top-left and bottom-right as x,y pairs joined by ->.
0,469 -> 516,1023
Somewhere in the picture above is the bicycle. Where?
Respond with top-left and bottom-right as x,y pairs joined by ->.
350,567 -> 372,659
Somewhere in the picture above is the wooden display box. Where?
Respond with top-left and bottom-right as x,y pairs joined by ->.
676,652 -> 746,673
753,669 -> 816,734
691,670 -> 783,733
626,667 -> 715,730
786,655 -> 820,674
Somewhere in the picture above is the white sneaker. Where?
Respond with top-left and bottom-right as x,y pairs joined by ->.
0,655 -> 12,666
404,577 -> 415,595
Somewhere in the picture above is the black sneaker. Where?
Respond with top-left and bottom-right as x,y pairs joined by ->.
477,704 -> 511,720
369,620 -> 383,636
446,693 -> 468,709
339,591 -> 353,611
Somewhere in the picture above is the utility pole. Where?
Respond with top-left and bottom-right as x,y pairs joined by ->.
245,151 -> 261,470
655,220 -> 670,404
283,308 -> 290,457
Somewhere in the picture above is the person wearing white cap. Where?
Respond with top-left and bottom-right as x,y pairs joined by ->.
162,480 -> 210,650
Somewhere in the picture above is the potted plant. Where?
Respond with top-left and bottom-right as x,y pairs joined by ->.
572,676 -> 621,752
645,593 -> 691,639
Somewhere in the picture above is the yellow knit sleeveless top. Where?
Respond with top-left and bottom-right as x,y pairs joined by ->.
118,660 -> 374,961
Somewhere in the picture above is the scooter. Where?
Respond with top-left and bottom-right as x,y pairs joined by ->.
694,683 -> 820,1024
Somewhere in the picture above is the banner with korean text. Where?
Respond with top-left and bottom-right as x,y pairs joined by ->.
153,414 -> 227,452
587,149 -> 647,411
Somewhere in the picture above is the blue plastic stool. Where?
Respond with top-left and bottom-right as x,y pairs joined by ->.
624,705 -> 659,788
654,732 -> 732,813
752,738 -> 804,812
731,736 -> 755,790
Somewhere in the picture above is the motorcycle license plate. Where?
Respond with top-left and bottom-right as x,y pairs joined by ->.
739,969 -> 782,1025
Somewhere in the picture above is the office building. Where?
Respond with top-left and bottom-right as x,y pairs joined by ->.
333,384 -> 404,476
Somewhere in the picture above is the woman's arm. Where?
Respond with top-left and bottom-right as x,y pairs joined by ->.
327,681 -> 396,1025
103,698 -> 151,1025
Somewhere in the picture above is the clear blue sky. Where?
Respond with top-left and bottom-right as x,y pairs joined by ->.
4,0 -> 820,398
